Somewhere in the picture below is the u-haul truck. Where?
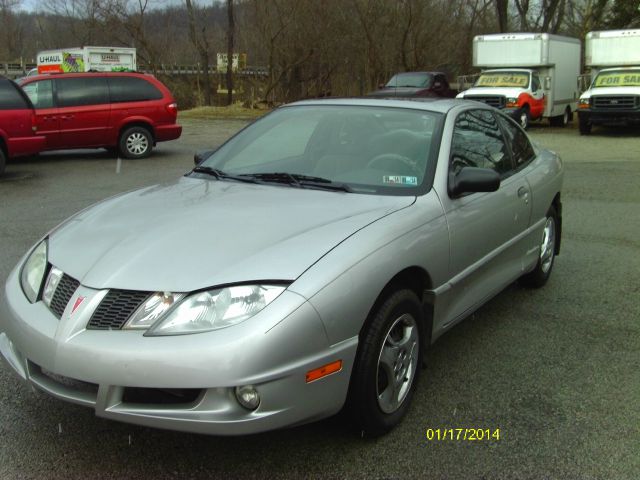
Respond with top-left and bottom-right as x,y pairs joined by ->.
577,29 -> 640,135
457,33 -> 581,129
36,46 -> 137,74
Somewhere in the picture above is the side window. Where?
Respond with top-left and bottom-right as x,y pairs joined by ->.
532,75 -> 541,92
22,80 -> 54,109
0,80 -> 30,110
108,77 -> 163,103
450,109 -> 512,177
497,114 -> 536,167
56,77 -> 109,107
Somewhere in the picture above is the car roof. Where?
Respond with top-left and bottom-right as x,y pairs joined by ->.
20,71 -> 152,82
286,97 -> 473,114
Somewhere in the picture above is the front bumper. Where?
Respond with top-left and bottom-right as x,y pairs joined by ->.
578,109 -> 640,125
0,266 -> 357,435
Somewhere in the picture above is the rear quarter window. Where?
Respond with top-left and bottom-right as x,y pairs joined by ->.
0,80 -> 30,110
108,77 -> 163,102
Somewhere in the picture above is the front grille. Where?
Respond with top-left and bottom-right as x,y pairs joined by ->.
465,95 -> 506,109
592,96 -> 638,109
87,289 -> 151,330
49,273 -> 80,318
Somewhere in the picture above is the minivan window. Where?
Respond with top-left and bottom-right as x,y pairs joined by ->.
56,77 -> 109,107
0,80 -> 30,110
108,77 -> 163,102
22,80 -> 54,109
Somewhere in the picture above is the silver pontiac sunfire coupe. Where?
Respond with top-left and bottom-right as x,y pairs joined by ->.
0,98 -> 563,437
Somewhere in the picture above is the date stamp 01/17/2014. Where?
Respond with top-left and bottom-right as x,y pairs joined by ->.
426,428 -> 501,441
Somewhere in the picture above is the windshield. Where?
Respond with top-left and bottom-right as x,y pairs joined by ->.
593,70 -> 640,88
385,73 -> 432,88
199,105 -> 441,196
475,71 -> 530,88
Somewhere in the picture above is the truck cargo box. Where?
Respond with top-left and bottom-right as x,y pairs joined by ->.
585,30 -> 640,67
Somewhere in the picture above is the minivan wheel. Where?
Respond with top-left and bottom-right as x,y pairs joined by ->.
347,289 -> 423,437
119,126 -> 153,159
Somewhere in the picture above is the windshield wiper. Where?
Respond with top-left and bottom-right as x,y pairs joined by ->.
191,166 -> 259,184
240,172 -> 352,192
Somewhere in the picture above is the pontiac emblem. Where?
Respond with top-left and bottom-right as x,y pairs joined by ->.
71,296 -> 85,315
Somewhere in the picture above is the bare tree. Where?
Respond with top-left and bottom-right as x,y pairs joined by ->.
226,0 -> 234,105
495,0 -> 509,31
185,0 -> 212,105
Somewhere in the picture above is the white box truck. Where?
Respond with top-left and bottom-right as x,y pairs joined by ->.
577,29 -> 640,134
457,33 -> 581,129
36,46 -> 137,75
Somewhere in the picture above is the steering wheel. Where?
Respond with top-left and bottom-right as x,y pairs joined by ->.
366,153 -> 421,176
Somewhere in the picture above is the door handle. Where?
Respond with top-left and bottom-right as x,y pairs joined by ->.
517,186 -> 529,204
43,116 -> 57,121
60,115 -> 74,121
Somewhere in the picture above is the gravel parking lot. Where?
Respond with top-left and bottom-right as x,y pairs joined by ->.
0,118 -> 638,479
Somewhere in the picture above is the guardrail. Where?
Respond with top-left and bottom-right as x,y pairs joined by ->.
2,62 -> 268,78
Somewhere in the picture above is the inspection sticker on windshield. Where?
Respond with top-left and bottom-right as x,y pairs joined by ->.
383,175 -> 418,186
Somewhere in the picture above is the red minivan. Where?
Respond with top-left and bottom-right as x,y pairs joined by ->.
19,72 -> 182,159
0,76 -> 46,175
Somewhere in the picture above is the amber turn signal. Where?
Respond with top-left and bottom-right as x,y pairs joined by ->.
306,360 -> 342,383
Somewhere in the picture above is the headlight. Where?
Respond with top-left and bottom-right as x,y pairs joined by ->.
20,240 -> 48,303
506,97 -> 518,107
146,284 -> 287,336
578,97 -> 590,108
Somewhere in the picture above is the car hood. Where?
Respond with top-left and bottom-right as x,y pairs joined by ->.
582,86 -> 640,98
460,87 -> 524,98
48,177 -> 415,292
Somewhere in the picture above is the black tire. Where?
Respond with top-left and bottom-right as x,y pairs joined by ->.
520,206 -> 558,288
550,108 -> 570,127
579,116 -> 592,135
518,106 -> 530,130
347,289 -> 424,437
119,126 -> 153,159
0,148 -> 5,176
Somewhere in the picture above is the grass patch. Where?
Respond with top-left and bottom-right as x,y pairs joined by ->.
180,104 -> 270,120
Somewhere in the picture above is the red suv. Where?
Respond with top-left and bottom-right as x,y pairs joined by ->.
0,76 -> 46,175
19,72 -> 181,159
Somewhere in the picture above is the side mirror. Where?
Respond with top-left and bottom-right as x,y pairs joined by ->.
194,148 -> 218,165
449,167 -> 500,197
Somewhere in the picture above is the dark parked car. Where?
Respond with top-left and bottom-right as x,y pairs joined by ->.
367,72 -> 458,98
0,76 -> 46,175
19,72 -> 182,159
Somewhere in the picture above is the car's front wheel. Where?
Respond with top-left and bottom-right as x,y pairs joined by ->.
0,148 -> 6,176
520,206 -> 558,288
348,289 -> 423,436
119,126 -> 153,159
518,106 -> 530,130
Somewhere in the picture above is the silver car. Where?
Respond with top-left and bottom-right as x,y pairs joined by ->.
0,98 -> 563,436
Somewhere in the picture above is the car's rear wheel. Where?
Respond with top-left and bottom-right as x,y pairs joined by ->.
520,206 -> 558,288
550,107 -> 571,127
347,289 -> 423,437
0,148 -> 6,176
119,126 -> 153,159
